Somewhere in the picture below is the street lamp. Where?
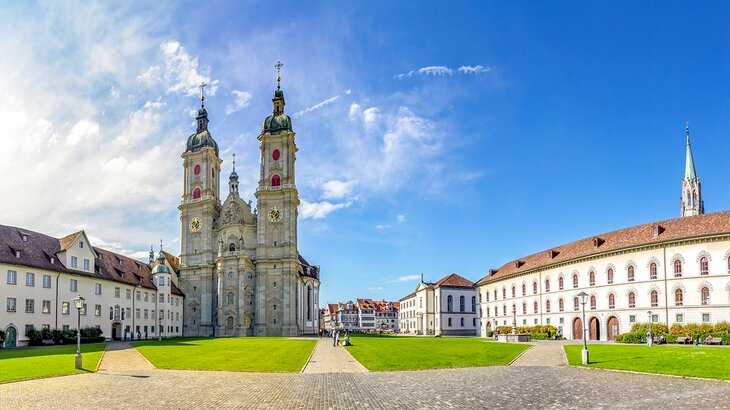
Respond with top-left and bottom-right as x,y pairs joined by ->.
577,291 -> 589,364
647,310 -> 653,346
511,305 -> 517,334
73,295 -> 86,369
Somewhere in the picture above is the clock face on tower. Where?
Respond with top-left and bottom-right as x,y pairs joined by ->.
189,217 -> 201,232
268,207 -> 281,222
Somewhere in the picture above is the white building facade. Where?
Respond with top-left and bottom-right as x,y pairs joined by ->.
399,274 -> 477,336
0,227 -> 184,347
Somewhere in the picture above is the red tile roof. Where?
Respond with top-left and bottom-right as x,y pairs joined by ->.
435,273 -> 475,288
476,210 -> 730,286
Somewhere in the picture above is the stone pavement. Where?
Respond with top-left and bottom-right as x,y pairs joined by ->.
511,341 -> 567,366
97,342 -> 155,374
302,337 -> 368,374
2,363 -> 729,409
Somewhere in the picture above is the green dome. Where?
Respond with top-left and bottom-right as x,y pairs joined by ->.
152,262 -> 170,274
186,130 -> 219,155
229,169 -> 239,181
262,114 -> 292,133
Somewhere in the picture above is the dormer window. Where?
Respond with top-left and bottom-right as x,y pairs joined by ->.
79,241 -> 84,248
15,250 -> 20,258
514,260 -> 525,268
592,237 -> 604,248
651,224 -> 664,237
548,250 -> 559,259
50,257 -> 55,264
22,235 -> 27,242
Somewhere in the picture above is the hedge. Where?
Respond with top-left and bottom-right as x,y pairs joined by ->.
615,322 -> 730,345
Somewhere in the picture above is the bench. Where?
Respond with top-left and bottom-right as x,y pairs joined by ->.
676,336 -> 692,344
705,337 -> 722,345
654,336 -> 666,345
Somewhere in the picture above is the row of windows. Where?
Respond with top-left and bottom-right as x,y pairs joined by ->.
443,295 -> 477,312
484,286 -> 720,317
484,257 -> 730,302
443,317 -> 477,327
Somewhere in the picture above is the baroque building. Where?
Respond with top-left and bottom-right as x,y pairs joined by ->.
476,128 -> 730,341
178,67 -> 320,337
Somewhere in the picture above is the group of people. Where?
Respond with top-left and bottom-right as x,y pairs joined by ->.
124,330 -> 147,341
324,329 -> 351,347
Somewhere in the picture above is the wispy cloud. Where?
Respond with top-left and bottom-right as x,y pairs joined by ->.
397,214 -> 406,223
321,179 -> 358,200
368,286 -> 384,291
394,64 -> 490,79
225,90 -> 252,115
387,274 -> 421,283
375,224 -> 391,229
300,199 -> 353,219
138,40 -> 219,97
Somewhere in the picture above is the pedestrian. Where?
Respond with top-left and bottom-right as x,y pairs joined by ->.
344,330 -> 351,346
137,331 -> 141,340
335,330 -> 340,347
144,331 -> 148,340
332,329 -> 337,347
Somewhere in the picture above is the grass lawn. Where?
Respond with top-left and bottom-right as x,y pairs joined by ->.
0,343 -> 106,383
344,334 -> 529,371
132,337 -> 316,372
564,344 -> 730,380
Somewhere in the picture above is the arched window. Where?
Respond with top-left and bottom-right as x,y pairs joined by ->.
494,289 -> 497,300
674,260 -> 682,277
522,302 -> 526,314
192,187 -> 201,199
486,307 -> 490,317
533,301 -> 538,313
271,175 -> 281,187
546,300 -> 551,313
650,290 -> 658,307
512,304 -> 516,315
447,295 -> 453,312
590,295 -> 596,310
572,274 -> 579,288
559,298 -> 564,312
521,283 -> 526,296
558,276 -> 564,290
573,297 -> 579,311
589,271 -> 595,286
485,292 -> 489,302
532,281 -> 537,294
675,289 -> 683,306
503,304 -> 506,316
459,296 -> 465,312
471,296 -> 476,312
700,257 -> 708,275
627,265 -> 635,282
545,279 -> 550,293
607,269 -> 614,284
502,288 -> 506,299
701,287 -> 710,305
727,257 -> 730,274
227,292 -> 234,305
608,293 -> 615,309
448,318 -> 452,327
227,317 -> 234,328
229,243 -> 236,252
511,285 -> 516,298
650,263 -> 657,280
628,292 -> 636,308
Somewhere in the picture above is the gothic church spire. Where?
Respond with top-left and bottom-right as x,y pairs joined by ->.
680,122 -> 704,217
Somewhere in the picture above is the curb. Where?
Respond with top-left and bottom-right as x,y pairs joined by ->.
508,344 -> 534,365
569,364 -> 730,383
300,342 -> 318,373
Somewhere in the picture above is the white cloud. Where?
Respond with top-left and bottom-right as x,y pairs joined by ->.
294,94 -> 340,118
321,179 -> 358,200
344,89 -> 352,95
139,40 -> 219,97
348,103 -> 361,120
458,65 -> 490,74
66,120 -> 100,146
394,65 -> 490,79
362,107 -> 380,126
225,90 -> 252,115
375,224 -> 391,229
397,214 -> 406,223
299,199 -> 352,219
387,274 -> 421,283
368,286 -> 383,291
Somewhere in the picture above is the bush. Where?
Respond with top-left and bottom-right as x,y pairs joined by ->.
722,334 -> 730,346
496,326 -> 512,334
0,329 -> 5,347
616,331 -> 644,344
79,326 -> 103,338
714,321 -> 730,334
25,326 -> 44,346
41,327 -> 52,340
486,330 -> 494,337
630,322 -> 668,335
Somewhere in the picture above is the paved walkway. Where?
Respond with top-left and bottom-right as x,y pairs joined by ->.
302,337 -> 368,373
511,341 -> 567,367
97,342 -> 155,374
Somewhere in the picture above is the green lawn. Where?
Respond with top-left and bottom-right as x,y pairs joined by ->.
344,334 -> 529,371
132,337 -> 316,372
564,344 -> 730,380
0,343 -> 106,383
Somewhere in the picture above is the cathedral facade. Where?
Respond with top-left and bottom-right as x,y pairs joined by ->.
178,75 -> 320,337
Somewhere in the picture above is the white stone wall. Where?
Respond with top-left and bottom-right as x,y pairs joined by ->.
477,238 -> 730,340
434,287 -> 478,336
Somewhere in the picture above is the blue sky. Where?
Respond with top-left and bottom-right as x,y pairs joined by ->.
1,2 -> 729,305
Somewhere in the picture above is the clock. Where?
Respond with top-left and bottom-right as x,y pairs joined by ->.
268,207 -> 281,222
189,217 -> 201,232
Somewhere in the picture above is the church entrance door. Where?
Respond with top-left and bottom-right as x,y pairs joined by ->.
572,317 -> 582,340
111,323 -> 122,341
5,326 -> 16,348
606,316 -> 619,341
589,317 -> 600,340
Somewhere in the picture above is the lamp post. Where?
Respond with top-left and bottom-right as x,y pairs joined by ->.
647,310 -> 653,346
577,291 -> 589,364
511,305 -> 517,335
73,295 -> 86,369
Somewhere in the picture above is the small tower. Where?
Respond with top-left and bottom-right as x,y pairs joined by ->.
680,123 -> 704,217
148,245 -> 154,267
229,154 -> 239,196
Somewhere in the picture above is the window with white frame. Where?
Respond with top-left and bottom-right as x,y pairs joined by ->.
25,298 -> 34,313
62,301 -> 69,315
83,259 -> 90,271
43,275 -> 51,288
95,283 -> 102,295
26,272 -> 35,287
6,297 -> 16,312
159,293 -> 164,303
70,279 -> 78,292
115,287 -> 120,298
71,256 -> 78,268
42,300 -> 51,314
126,289 -> 131,299
7,270 -> 17,285
95,304 -> 101,316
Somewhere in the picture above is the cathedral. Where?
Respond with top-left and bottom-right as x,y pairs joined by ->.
178,66 -> 321,337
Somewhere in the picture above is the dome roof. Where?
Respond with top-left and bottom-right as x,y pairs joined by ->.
262,114 -> 292,133
186,130 -> 219,155
152,251 -> 170,274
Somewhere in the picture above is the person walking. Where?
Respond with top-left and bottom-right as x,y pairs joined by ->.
344,330 -> 351,346
332,329 -> 337,347
335,330 -> 340,347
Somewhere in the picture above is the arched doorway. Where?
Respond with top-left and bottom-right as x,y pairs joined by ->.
572,317 -> 583,340
589,317 -> 600,340
111,322 -> 122,340
607,316 -> 619,341
4,325 -> 17,348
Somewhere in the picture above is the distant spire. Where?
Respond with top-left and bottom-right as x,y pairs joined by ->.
160,238 -> 163,252
232,153 -> 236,173
199,81 -> 208,108
275,60 -> 283,90
684,121 -> 697,180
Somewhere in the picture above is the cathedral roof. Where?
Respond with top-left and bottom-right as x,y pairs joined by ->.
298,254 -> 319,279
0,224 -> 184,296
186,129 -> 219,155
475,210 -> 730,286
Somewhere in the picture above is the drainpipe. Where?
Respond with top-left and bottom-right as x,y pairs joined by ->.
55,272 -> 61,328
662,243 -> 669,328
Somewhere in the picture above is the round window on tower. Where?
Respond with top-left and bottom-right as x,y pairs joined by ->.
194,164 -> 201,175
272,149 -> 280,161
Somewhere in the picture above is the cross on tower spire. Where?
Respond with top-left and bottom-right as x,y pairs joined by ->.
232,153 -> 236,172
199,81 -> 208,107
275,60 -> 283,90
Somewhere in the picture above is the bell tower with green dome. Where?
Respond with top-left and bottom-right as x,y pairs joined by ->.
254,61 -> 301,336
179,82 -> 222,337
